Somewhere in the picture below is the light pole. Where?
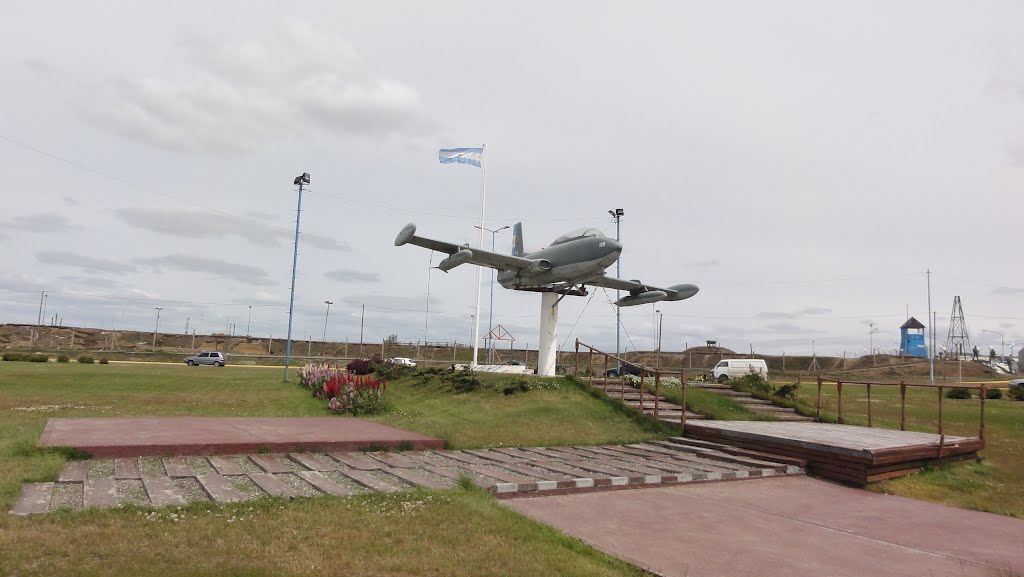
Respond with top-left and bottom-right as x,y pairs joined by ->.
246,305 -> 253,336
322,300 -> 333,356
284,172 -> 309,382
153,307 -> 163,349
608,208 -> 624,368
655,309 -> 664,369
474,224 -> 509,364
982,329 -> 1006,360
868,323 -> 879,366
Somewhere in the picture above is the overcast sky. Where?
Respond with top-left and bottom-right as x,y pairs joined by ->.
2,1 -> 1023,357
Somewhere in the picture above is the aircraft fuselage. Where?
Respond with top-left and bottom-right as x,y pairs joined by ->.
496,234 -> 622,289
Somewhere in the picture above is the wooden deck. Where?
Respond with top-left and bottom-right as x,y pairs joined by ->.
685,421 -> 983,485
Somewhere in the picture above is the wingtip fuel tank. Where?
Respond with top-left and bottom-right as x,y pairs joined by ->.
395,223 -> 416,246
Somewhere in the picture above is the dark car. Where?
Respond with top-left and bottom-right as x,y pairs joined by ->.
606,362 -> 643,378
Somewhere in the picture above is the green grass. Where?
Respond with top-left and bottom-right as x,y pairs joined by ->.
639,382 -> 770,421
793,382 -> 1024,517
0,362 -> 660,576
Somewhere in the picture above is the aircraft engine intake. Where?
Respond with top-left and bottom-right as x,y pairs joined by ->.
438,248 -> 473,272
529,259 -> 552,273
616,290 -> 668,307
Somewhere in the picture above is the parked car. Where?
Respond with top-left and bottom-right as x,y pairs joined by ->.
606,362 -> 643,378
184,352 -> 227,367
505,360 -> 527,367
1009,378 -> 1024,387
711,359 -> 768,382
388,357 -> 416,367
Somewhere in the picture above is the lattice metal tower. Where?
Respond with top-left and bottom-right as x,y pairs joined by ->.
945,296 -> 971,358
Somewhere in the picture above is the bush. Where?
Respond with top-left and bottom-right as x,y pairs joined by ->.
57,355 -> 69,363
99,358 -> 109,364
731,373 -> 772,395
2,353 -> 48,362
373,362 -> 410,381
986,388 -> 1003,400
1008,385 -> 1024,402
77,355 -> 95,365
774,383 -> 799,399
346,358 -> 373,375
945,387 -> 972,399
444,368 -> 483,393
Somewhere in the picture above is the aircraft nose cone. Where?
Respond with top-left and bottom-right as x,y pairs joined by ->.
607,238 -> 623,254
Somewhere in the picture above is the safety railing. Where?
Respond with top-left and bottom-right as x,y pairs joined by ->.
815,376 -> 988,457
575,339 -> 688,433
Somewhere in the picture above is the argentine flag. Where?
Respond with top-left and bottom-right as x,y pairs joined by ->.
438,147 -> 483,168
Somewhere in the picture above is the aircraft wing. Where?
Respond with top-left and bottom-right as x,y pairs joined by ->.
395,223 -> 537,272
588,275 -> 700,306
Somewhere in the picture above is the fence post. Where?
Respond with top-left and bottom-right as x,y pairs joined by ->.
680,370 -> 687,434
654,371 -> 661,421
816,376 -> 822,421
639,367 -> 646,412
979,384 -> 987,442
937,386 -> 945,458
574,339 -> 580,377
603,354 -> 609,394
837,380 -> 844,424
588,347 -> 594,389
899,381 -> 907,431
866,383 -> 872,428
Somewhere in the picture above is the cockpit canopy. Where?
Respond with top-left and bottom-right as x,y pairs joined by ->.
550,227 -> 606,246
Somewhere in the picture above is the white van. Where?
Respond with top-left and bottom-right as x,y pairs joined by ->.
711,359 -> 769,382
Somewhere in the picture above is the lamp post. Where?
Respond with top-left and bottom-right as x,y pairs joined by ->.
153,307 -> 163,349
868,323 -> 879,366
322,300 -> 333,356
608,208 -> 624,368
982,329 -> 1006,361
284,172 -> 310,382
655,309 -> 664,369
246,305 -> 253,336
474,224 -> 509,364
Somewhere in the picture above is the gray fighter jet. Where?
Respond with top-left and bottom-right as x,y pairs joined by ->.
394,222 -> 699,306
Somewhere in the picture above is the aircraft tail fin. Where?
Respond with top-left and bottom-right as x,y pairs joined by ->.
512,222 -> 525,257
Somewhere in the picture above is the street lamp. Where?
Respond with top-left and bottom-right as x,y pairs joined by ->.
284,172 -> 310,382
153,307 -> 163,349
608,208 -> 624,368
868,323 -> 879,366
322,300 -> 333,356
474,224 -> 510,364
982,329 -> 1006,360
246,305 -> 253,336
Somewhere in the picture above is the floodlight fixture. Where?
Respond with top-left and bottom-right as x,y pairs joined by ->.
293,173 -> 310,185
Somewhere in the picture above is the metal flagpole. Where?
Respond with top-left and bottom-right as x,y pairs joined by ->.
471,144 -> 486,366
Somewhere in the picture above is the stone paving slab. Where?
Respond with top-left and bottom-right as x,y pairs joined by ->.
11,445 -> 803,515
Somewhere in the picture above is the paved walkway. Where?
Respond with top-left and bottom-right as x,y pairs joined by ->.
506,475 -> 1024,577
11,440 -> 801,515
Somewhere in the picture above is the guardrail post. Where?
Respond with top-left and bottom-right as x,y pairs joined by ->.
639,368 -> 646,412
654,371 -> 661,421
899,381 -> 907,431
837,379 -> 844,424
937,386 -> 945,458
979,384 -> 987,442
680,370 -> 687,434
574,339 -> 579,377
866,383 -> 872,428
815,376 -> 822,421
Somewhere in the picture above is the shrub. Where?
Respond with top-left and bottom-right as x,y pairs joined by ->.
99,358 -> 109,364
986,388 -> 1003,400
4,353 -> 49,362
774,383 -> 799,399
1008,385 -> 1024,402
373,362 -> 410,381
78,355 -> 95,364
444,368 -> 482,393
346,358 -> 373,375
57,355 -> 69,363
945,387 -> 972,400
731,373 -> 772,395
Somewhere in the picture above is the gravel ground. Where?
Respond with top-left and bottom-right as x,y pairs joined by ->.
276,473 -> 321,497
366,470 -> 415,490
226,475 -> 265,500
186,457 -> 215,476
139,457 -> 165,478
89,459 -> 114,480
173,477 -> 211,503
115,479 -> 149,506
323,471 -> 370,493
50,483 -> 83,510
233,456 -> 264,475
279,455 -> 309,473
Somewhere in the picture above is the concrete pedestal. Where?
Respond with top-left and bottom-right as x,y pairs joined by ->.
537,292 -> 559,376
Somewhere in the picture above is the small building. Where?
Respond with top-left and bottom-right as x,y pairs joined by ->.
900,317 -> 928,358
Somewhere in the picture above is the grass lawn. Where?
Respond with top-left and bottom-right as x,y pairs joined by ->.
0,361 -> 659,576
793,382 -> 1024,518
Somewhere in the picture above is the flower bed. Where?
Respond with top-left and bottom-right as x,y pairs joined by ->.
298,363 -> 388,415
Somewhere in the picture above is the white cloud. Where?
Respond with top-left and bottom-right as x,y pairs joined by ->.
37,251 -> 137,274
136,254 -> 276,286
86,22 -> 430,154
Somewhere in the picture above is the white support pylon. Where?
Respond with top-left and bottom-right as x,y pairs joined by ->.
537,292 -> 559,376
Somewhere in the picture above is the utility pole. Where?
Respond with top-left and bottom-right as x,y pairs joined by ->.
927,269 -> 934,385
284,172 -> 310,382
868,322 -> 879,366
608,208 -> 624,370
153,307 -> 163,349
359,304 -> 365,356
185,316 -> 190,335
655,309 -> 663,369
246,305 -> 253,336
474,225 -> 509,364
322,300 -> 333,356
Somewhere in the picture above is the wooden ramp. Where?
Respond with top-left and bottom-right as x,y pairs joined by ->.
685,421 -> 983,486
